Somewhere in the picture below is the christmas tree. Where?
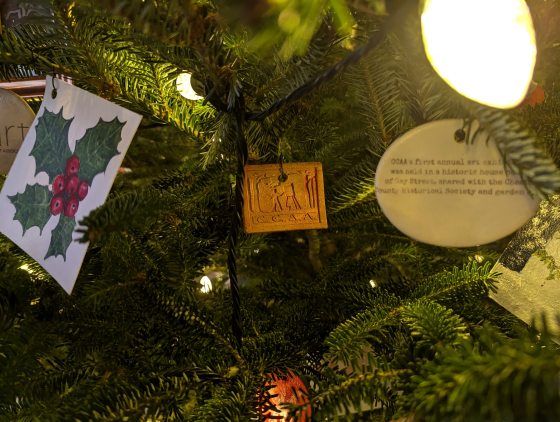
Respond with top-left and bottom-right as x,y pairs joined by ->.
1,0 -> 560,420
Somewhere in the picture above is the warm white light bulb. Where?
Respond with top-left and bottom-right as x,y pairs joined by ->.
200,275 -> 212,293
421,0 -> 536,109
176,72 -> 203,101
19,264 -> 32,274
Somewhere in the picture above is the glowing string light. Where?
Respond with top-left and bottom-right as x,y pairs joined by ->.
421,0 -> 536,109
176,72 -> 203,101
200,275 -> 212,293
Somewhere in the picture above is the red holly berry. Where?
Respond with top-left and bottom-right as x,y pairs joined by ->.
77,180 -> 89,201
65,174 -> 79,195
65,155 -> 80,176
50,195 -> 64,216
64,195 -> 79,218
52,174 -> 65,195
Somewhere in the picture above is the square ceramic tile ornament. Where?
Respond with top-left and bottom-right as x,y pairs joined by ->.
243,162 -> 328,233
0,76 -> 142,293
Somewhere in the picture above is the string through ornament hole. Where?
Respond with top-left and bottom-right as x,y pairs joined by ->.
51,76 -> 57,99
454,128 -> 466,143
278,154 -> 288,182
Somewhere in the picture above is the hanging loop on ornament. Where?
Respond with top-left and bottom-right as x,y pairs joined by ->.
50,71 -> 57,99
454,118 -> 470,143
456,118 -> 489,146
278,154 -> 288,182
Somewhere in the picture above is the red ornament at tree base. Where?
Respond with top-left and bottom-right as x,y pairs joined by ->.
259,371 -> 312,422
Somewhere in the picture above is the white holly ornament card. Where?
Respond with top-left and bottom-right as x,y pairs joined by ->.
491,196 -> 560,335
0,76 -> 142,293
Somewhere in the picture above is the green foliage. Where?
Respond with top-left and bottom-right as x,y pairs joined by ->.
75,117 -> 125,184
8,184 -> 52,235
1,0 -> 560,421
44,215 -> 75,260
471,104 -> 560,197
400,299 -> 469,356
247,0 -> 354,59
400,325 -> 560,422
30,108 -> 73,180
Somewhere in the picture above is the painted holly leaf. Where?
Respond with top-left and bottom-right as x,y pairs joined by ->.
8,184 -> 52,235
30,108 -> 73,181
75,117 -> 125,184
44,215 -> 75,260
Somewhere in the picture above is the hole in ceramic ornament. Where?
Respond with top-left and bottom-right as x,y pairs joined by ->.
454,128 -> 466,142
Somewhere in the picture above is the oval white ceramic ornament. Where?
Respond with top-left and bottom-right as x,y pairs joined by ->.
374,119 -> 539,247
0,88 -> 35,174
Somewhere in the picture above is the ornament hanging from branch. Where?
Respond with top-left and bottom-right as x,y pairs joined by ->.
374,119 -> 539,247
258,370 -> 312,421
243,162 -> 328,233
491,197 -> 560,336
0,76 -> 142,293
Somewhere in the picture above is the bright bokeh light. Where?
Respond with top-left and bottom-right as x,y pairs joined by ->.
19,264 -> 35,274
176,72 -> 203,101
421,0 -> 536,109
200,275 -> 212,293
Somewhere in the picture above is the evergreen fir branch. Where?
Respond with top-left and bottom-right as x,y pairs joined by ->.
327,199 -> 385,228
240,1 -> 352,60
344,37 -> 415,149
77,188 -> 177,243
87,375 -> 198,421
78,0 -> 215,50
76,271 -> 147,310
326,36 -> 417,214
153,284 -> 245,368
324,308 -> 394,368
470,104 -> 560,197
394,12 -> 468,124
0,28 -> 37,69
31,5 -> 212,137
519,84 -> 560,162
111,61 -> 210,137
10,366 -> 111,417
310,369 -> 402,420
200,113 -> 233,168
189,373 -> 257,422
305,111 -> 365,173
241,332 -> 307,375
400,299 -> 469,357
400,325 -> 560,422
409,261 -> 498,306
270,27 -> 340,95
329,151 -> 378,213
2,2 -> 560,420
